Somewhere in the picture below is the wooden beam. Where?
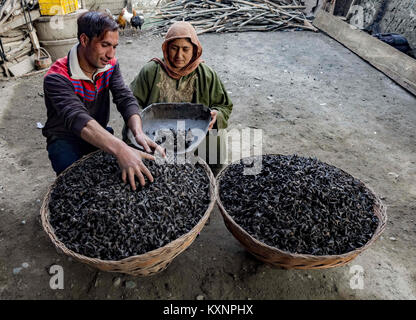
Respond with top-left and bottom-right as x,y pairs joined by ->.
313,10 -> 416,97
28,29 -> 40,51
0,9 -> 40,34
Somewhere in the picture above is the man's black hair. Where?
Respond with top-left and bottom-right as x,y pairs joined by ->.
77,11 -> 118,41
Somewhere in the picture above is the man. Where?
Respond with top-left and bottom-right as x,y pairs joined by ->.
42,11 -> 163,190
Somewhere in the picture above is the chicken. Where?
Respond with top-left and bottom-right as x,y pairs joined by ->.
116,8 -> 127,29
131,14 -> 145,30
116,7 -> 136,30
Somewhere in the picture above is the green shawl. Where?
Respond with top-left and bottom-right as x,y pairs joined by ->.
129,61 -> 233,129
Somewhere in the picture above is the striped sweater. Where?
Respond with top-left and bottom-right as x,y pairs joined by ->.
42,45 -> 139,145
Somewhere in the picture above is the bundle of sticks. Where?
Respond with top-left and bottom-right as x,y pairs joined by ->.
151,0 -> 317,35
0,0 -> 37,26
0,0 -> 40,79
1,28 -> 31,59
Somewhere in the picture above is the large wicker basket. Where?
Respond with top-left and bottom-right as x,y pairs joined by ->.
216,155 -> 388,270
41,151 -> 216,276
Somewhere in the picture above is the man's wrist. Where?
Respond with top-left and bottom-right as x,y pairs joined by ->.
108,138 -> 127,157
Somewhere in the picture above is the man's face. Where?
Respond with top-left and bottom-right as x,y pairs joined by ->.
84,30 -> 119,69
168,38 -> 194,69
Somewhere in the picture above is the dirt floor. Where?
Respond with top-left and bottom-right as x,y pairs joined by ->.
0,30 -> 415,300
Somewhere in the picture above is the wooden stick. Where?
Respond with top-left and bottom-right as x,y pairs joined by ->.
215,7 -> 244,19
162,1 -> 185,9
303,18 -> 318,32
287,22 -> 318,31
226,25 -> 275,32
6,46 -> 31,61
196,24 -> 226,35
160,5 -> 186,11
151,0 -> 315,34
0,35 -> 24,43
0,0 -> 18,26
233,0 -> 305,25
0,27 -> 25,37
329,0 -> 337,15
5,36 -> 30,54
11,46 -> 31,60
1,61 -> 11,78
256,0 -> 306,10
187,7 -> 235,17
238,11 -> 267,27
213,17 -> 223,27
264,17 -> 285,25
189,18 -> 217,25
204,0 -> 230,8
0,0 -> 13,22
3,41 -> 22,51
232,0 -> 269,10
345,0 -> 357,17
184,1 -> 203,9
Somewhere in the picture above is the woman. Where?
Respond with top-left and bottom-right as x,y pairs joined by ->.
125,21 -> 233,168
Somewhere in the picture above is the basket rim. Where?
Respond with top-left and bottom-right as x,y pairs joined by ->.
215,154 -> 388,260
40,150 -> 217,265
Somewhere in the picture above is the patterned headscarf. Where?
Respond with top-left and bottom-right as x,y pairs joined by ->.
152,21 -> 203,80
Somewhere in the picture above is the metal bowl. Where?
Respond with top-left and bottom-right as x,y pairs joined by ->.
127,103 -> 211,154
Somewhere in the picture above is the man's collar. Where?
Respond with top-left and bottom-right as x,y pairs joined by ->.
68,44 -> 113,81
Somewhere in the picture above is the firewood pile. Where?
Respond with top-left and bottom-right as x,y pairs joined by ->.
0,0 -> 43,80
151,0 -> 318,35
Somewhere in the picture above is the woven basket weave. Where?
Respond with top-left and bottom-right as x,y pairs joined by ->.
216,156 -> 387,270
40,151 -> 216,276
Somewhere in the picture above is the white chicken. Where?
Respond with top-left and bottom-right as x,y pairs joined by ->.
116,7 -> 135,30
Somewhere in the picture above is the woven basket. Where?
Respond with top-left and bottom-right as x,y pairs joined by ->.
40,151 -> 216,276
216,155 -> 388,270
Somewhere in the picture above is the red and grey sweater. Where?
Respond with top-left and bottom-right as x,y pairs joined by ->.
42,46 -> 140,146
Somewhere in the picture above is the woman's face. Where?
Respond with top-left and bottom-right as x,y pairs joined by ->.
168,38 -> 194,69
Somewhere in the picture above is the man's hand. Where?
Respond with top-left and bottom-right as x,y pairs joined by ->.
209,110 -> 218,130
80,119 -> 156,191
116,144 -> 155,191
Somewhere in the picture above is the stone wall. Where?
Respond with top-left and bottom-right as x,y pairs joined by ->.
82,0 -> 126,14
81,0 -> 161,14
350,0 -> 416,50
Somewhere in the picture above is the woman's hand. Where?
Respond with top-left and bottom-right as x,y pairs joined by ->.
209,110 -> 218,130
128,114 -> 166,157
134,131 -> 166,157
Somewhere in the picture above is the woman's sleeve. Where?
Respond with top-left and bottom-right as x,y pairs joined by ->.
129,62 -> 157,109
208,68 -> 233,130
109,62 -> 140,123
